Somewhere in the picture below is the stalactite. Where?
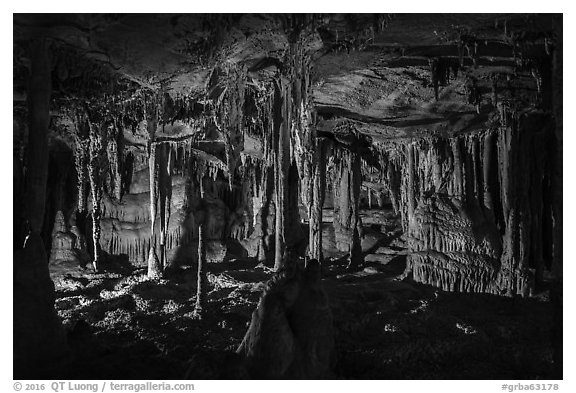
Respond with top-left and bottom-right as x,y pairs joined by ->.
74,132 -> 89,214
332,142 -> 363,269
429,57 -> 459,101
348,144 -> 363,270
252,162 -> 276,264
406,142 -> 416,235
378,149 -> 401,215
482,130 -> 497,216
377,109 -> 553,296
466,77 -> 482,114
211,64 -> 247,191
107,120 -> 123,201
308,138 -> 327,262
267,37 -> 312,271
160,144 -> 173,267
147,115 -> 161,278
273,76 -> 296,271
148,142 -> 159,258
289,41 -> 314,210
451,137 -> 463,198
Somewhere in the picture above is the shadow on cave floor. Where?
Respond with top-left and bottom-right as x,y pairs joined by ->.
35,211 -> 556,380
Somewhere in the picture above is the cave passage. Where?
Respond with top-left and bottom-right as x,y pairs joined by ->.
13,13 -> 562,380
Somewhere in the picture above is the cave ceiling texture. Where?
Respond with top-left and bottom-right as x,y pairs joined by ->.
13,13 -> 563,381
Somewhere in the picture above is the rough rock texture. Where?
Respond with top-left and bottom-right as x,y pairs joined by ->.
331,142 -> 364,269
13,13 -> 561,379
14,14 -> 561,294
308,138 -> 327,261
378,111 -> 558,295
237,260 -> 335,379
49,210 -> 89,267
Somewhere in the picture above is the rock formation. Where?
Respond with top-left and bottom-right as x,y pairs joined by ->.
237,259 -> 335,379
13,13 -> 562,379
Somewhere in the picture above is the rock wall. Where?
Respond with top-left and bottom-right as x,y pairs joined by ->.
381,111 -> 557,296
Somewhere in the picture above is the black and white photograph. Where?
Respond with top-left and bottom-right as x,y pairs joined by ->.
9,7 -> 569,385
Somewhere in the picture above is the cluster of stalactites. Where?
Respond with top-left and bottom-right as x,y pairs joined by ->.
257,84 -> 276,167
230,154 -> 268,239
72,104 -> 126,212
106,119 -> 123,201
293,102 -> 316,208
375,109 -> 555,295
210,63 -> 247,191
429,57 -> 460,101
249,39 -> 314,270
330,144 -> 363,268
240,154 -> 266,199
371,144 -> 402,215
149,138 -> 228,218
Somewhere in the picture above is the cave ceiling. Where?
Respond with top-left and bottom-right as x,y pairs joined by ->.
14,13 -> 557,155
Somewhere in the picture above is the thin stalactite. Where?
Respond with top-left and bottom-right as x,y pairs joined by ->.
308,138 -> 327,262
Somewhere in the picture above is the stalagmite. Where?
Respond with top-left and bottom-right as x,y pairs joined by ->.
193,176 -> 207,319
147,246 -> 162,279
148,117 -> 160,278
212,64 -> 246,191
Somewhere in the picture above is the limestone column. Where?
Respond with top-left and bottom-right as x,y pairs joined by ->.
333,146 -> 363,270
193,176 -> 207,319
274,77 -> 299,271
308,138 -> 326,262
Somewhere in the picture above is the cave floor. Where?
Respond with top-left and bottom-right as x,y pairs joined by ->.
45,214 -> 556,380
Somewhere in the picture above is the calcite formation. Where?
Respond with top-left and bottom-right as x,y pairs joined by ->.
377,110 -> 557,295
331,143 -> 363,269
13,13 -> 562,379
237,260 -> 335,379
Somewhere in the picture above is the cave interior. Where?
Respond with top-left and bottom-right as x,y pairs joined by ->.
13,13 -> 563,380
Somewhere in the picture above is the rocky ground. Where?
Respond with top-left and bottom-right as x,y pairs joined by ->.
43,212 -> 556,380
